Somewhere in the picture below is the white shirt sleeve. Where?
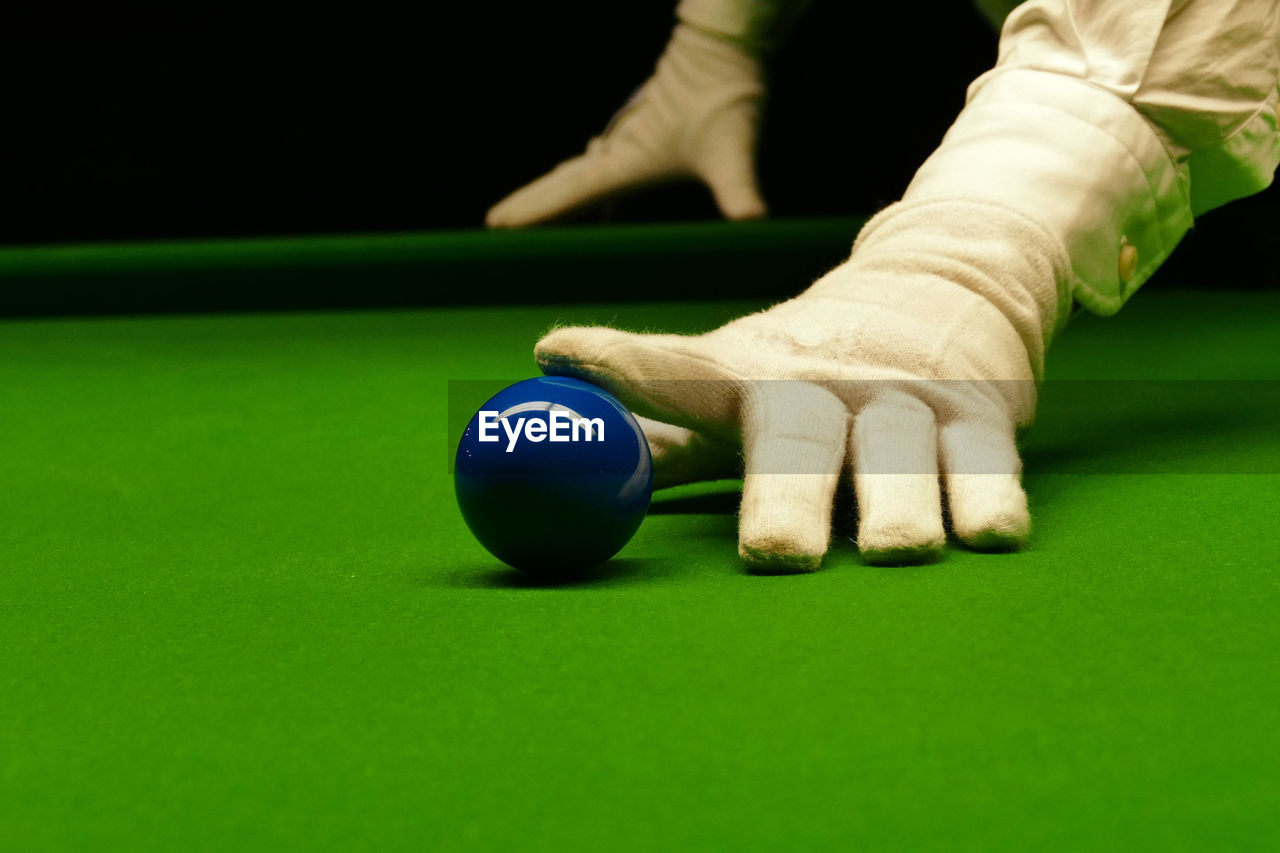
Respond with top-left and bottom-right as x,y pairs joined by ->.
904,0 -> 1280,315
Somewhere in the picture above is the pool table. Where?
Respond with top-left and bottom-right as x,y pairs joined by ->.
3,222 -> 1279,850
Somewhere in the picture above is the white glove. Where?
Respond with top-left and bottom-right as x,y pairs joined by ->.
486,22 -> 767,228
535,198 -> 1069,571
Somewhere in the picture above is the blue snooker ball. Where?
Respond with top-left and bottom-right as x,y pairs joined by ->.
454,376 -> 653,573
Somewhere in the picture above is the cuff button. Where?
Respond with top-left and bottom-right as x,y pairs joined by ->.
1118,238 -> 1139,285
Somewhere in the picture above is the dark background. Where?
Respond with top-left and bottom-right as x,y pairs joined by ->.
11,4 -> 991,243
5,2 -> 1276,288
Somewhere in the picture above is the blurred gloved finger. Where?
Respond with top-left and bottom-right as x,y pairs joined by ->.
694,104 -> 767,221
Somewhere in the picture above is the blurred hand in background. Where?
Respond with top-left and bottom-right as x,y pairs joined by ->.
485,12 -> 780,227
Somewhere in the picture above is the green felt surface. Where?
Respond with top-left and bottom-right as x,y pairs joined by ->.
3,292 -> 1279,850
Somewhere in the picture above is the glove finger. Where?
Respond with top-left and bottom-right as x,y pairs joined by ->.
939,418 -> 1030,549
485,145 -> 672,228
850,392 -> 946,565
635,414 -> 740,489
737,382 -> 848,573
536,326 -> 743,438
695,107 -> 767,221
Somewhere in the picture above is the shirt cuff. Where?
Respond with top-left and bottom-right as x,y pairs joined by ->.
902,67 -> 1195,316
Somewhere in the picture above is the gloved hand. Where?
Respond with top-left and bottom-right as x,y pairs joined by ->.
486,22 -> 768,228
535,199 -> 1068,571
